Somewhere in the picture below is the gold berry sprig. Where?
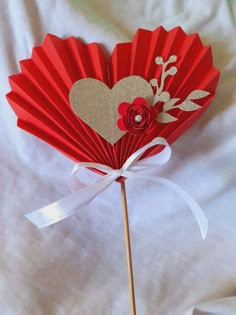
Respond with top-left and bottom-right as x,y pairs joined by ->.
150,55 -> 210,123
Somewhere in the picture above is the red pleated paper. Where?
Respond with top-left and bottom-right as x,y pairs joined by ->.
6,26 -> 220,169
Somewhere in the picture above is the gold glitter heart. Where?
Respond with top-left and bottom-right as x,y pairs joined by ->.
69,76 -> 154,144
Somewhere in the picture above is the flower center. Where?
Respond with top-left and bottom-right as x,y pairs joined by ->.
134,114 -> 143,122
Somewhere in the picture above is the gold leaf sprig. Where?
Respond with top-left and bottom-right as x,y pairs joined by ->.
157,90 -> 210,123
149,55 -> 211,124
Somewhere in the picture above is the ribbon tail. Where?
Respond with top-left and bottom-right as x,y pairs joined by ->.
123,171 -> 208,239
164,179 -> 208,239
25,174 -> 116,228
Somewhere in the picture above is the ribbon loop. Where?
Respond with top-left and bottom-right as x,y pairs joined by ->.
25,137 -> 208,239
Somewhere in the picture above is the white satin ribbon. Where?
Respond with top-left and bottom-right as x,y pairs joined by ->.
25,137 -> 208,238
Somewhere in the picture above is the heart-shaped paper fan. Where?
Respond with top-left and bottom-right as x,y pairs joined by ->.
6,26 -> 220,168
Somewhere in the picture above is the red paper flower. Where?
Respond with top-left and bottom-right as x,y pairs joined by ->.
117,97 -> 158,135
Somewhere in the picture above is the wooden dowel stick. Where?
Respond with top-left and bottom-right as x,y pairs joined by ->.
120,181 -> 136,315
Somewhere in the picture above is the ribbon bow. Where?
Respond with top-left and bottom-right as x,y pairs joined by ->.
25,137 -> 208,239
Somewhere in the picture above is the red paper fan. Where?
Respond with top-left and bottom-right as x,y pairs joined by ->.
6,26 -> 219,169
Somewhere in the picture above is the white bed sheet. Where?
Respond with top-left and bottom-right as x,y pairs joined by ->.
0,0 -> 236,314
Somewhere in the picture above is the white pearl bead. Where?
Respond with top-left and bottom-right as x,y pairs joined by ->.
135,114 -> 143,122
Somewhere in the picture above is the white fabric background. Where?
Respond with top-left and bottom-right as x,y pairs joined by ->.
0,0 -> 236,314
